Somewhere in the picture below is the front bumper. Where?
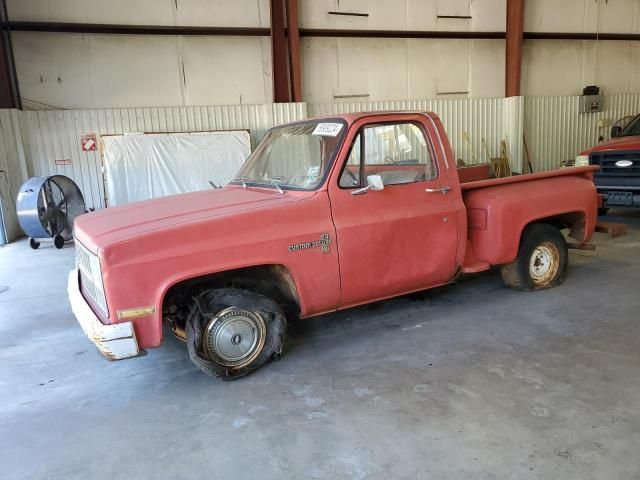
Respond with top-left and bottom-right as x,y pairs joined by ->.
67,269 -> 140,360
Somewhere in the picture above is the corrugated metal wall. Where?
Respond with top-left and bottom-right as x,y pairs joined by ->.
0,109 -> 28,242
309,97 -> 523,169
19,103 -> 307,210
1,92 -> 638,241
524,93 -> 640,171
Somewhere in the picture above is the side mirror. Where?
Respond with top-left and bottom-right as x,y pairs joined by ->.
367,175 -> 384,191
351,174 -> 385,195
610,125 -> 622,138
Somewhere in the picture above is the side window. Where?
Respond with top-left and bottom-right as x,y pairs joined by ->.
339,122 -> 438,188
339,133 -> 362,187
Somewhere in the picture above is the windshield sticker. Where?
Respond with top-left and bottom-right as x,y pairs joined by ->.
313,123 -> 343,137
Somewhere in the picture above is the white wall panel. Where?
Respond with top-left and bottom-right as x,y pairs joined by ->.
522,40 -> 640,96
180,36 -> 272,105
525,0 -> 640,34
299,0 -> 504,31
0,110 -> 28,242
13,32 -> 273,109
18,103 -> 307,211
7,0 -> 270,27
524,93 -> 640,172
301,37 -> 504,103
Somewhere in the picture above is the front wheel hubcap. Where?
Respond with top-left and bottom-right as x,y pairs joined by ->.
204,307 -> 266,368
529,242 -> 560,285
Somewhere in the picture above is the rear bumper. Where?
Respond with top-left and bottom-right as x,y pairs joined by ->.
67,269 -> 140,360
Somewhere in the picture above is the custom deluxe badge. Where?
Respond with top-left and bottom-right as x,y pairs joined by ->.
289,234 -> 333,253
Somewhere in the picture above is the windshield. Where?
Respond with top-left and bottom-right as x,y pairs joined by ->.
619,114 -> 640,137
233,120 -> 347,191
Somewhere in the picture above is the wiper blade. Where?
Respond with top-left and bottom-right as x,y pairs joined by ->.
269,178 -> 285,195
233,176 -> 249,189
208,180 -> 219,189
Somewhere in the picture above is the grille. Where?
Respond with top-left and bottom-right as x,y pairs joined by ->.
590,152 -> 640,176
590,151 -> 640,188
76,242 -> 108,316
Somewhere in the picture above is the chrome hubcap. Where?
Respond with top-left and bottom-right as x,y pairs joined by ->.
204,307 -> 266,368
529,242 -> 560,285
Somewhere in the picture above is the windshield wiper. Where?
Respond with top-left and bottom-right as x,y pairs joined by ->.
233,176 -> 249,189
270,178 -> 285,195
208,181 -> 220,189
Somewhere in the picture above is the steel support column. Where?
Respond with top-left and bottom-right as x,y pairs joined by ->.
505,0 -> 525,97
270,0 -> 290,103
0,0 -> 20,108
285,0 -> 302,102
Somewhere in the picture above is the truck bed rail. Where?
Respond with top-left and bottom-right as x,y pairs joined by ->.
460,166 -> 599,191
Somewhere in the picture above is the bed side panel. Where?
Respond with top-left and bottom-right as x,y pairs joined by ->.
463,176 -> 598,265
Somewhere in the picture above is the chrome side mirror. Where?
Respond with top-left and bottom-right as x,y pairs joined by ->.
351,174 -> 384,195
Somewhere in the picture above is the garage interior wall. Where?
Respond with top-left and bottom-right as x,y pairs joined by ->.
0,0 -> 639,238
7,0 -> 640,107
0,109 -> 28,242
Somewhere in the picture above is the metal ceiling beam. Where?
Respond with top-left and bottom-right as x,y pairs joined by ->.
7,22 -> 270,36
6,22 -> 640,41
505,0 -> 525,97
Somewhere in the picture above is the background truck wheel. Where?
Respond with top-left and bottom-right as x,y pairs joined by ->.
185,288 -> 286,380
501,223 -> 568,291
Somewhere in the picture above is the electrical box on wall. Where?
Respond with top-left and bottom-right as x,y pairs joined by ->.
579,95 -> 603,113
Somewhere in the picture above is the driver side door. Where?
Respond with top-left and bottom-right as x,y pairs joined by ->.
328,118 -> 460,308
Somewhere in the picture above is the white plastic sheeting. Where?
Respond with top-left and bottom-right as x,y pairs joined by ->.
102,131 -> 250,206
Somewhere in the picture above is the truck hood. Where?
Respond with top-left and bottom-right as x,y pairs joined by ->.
75,186 -> 313,252
582,135 -> 640,154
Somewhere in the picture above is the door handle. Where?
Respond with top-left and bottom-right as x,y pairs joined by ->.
425,186 -> 451,194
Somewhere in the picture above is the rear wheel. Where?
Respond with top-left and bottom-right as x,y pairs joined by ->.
185,288 -> 286,380
501,223 -> 568,291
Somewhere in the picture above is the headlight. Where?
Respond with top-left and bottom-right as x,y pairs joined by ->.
76,243 -> 108,316
575,155 -> 590,167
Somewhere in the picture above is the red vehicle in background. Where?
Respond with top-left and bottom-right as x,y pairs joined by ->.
68,111 -> 599,380
577,113 -> 640,214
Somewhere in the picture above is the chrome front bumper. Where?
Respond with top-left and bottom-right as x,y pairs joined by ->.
67,269 -> 140,360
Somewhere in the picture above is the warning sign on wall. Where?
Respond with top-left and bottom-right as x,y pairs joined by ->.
81,134 -> 97,152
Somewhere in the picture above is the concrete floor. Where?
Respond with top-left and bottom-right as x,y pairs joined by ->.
1,211 -> 639,480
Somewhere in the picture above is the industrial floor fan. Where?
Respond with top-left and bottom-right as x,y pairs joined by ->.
16,175 -> 85,249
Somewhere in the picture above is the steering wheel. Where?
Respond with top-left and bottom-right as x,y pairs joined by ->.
384,155 -> 398,165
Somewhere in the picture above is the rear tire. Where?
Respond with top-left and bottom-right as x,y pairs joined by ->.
501,223 -> 568,291
185,288 -> 286,380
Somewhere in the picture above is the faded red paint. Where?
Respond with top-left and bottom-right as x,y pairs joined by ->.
73,111 -> 599,351
580,135 -> 640,155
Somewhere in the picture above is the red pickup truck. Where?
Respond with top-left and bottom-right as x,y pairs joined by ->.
68,111 -> 599,380
576,113 -> 640,214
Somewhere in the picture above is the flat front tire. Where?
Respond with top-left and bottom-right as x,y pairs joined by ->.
501,223 -> 568,291
185,288 -> 286,380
